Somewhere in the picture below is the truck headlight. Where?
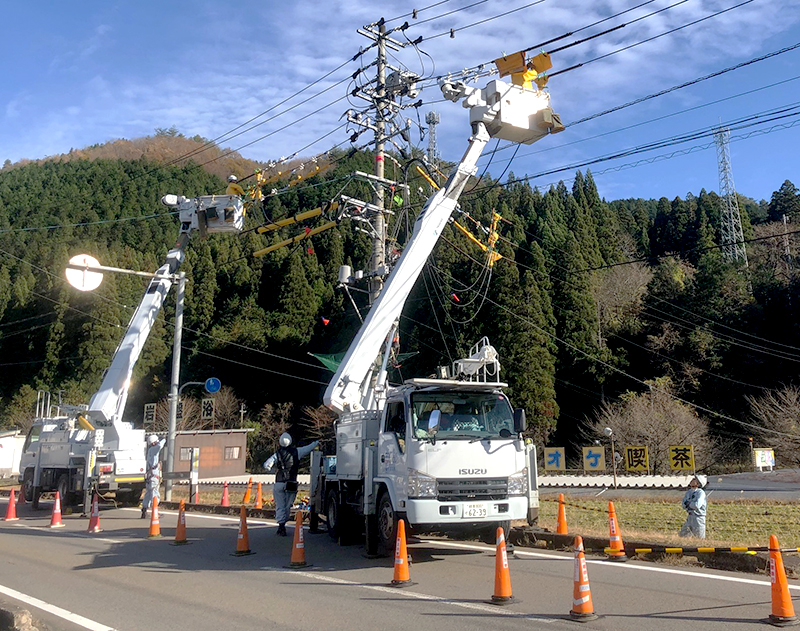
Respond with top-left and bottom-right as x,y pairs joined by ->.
407,469 -> 437,498
507,468 -> 527,496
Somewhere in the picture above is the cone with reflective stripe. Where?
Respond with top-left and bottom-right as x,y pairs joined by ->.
389,519 -> 414,587
171,500 -> 190,545
768,535 -> 799,626
487,526 -> 517,605
557,493 -> 568,535
606,501 -> 627,561
17,486 -> 26,507
148,496 -> 162,538
4,488 -> 19,521
49,491 -> 65,528
255,483 -> 263,509
570,536 -> 598,621
285,510 -> 310,568
231,505 -> 254,556
242,477 -> 253,504
220,482 -> 230,507
87,492 -> 102,533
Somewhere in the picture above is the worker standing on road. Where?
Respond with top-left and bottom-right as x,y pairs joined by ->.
679,474 -> 707,538
225,174 -> 245,197
142,434 -> 166,519
264,433 -> 319,536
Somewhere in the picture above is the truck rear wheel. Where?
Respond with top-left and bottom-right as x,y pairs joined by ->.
22,469 -> 34,502
56,474 -> 71,508
326,488 -> 340,541
377,492 -> 398,557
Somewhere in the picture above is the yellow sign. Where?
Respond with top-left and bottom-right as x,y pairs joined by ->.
582,446 -> 606,471
624,446 -> 649,472
544,447 -> 566,471
668,445 -> 695,471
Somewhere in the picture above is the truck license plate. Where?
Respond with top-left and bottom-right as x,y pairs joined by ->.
464,503 -> 487,518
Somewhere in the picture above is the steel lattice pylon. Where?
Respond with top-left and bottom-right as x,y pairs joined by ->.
714,127 -> 748,267
425,111 -> 440,164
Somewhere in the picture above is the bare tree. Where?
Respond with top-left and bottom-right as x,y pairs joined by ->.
297,405 -> 336,452
746,385 -> 800,467
587,376 -> 714,474
592,249 -> 653,339
150,396 -> 202,432
209,386 -> 245,428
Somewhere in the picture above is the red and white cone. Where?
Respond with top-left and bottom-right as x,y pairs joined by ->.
87,493 -> 102,533
49,491 -> 65,528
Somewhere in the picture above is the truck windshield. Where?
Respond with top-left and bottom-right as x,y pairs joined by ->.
411,392 -> 515,440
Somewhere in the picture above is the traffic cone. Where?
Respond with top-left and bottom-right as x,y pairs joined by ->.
285,510 -> 310,568
487,526 -> 517,605
768,535 -> 799,626
87,493 -> 102,533
148,496 -> 161,538
221,482 -> 230,507
231,505 -> 254,556
17,486 -> 26,507
255,483 -> 263,510
171,499 -> 190,545
242,477 -> 253,504
4,488 -> 18,521
557,493 -> 568,535
49,491 -> 65,528
389,519 -> 414,587
570,536 -> 599,622
606,501 -> 627,562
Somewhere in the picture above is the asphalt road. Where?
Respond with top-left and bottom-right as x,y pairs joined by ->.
1,496 -> 797,631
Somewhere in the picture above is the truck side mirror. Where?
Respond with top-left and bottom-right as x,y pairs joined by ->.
513,408 -> 527,434
428,409 -> 441,432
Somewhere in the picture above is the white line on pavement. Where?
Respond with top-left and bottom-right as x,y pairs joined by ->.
0,583 -> 116,631
12,523 -> 125,544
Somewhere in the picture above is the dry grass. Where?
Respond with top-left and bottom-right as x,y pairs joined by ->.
540,494 -> 800,548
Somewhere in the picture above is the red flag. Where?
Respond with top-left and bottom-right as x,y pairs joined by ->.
321,317 -> 330,326
451,293 -> 460,303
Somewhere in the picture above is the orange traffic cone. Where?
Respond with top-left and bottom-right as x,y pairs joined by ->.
87,493 -> 102,533
49,491 -> 65,528
231,505 -> 254,556
148,496 -> 162,538
221,482 -> 230,507
606,501 -> 627,562
171,499 -> 190,545
389,519 -> 414,587
557,493 -> 568,535
570,536 -> 598,622
285,510 -> 310,568
255,483 -> 263,510
4,488 -> 18,521
487,526 -> 517,605
242,477 -> 253,504
768,535 -> 799,626
17,486 -> 26,507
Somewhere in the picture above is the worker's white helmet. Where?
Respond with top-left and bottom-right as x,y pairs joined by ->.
279,433 -> 292,447
693,474 -> 707,488
227,174 -> 238,183
148,434 -> 159,445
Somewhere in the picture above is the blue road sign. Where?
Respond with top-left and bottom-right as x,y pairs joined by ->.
204,377 -> 221,394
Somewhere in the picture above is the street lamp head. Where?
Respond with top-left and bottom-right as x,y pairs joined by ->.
603,427 -> 613,437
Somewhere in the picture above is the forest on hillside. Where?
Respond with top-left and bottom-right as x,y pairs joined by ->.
1,136 -> 799,470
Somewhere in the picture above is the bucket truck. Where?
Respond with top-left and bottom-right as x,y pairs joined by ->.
19,193 -> 244,510
311,69 -> 563,554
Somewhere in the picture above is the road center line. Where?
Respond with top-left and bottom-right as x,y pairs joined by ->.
280,569 -> 558,623
0,583 -> 116,631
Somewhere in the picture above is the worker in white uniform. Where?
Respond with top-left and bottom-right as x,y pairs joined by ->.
679,474 -> 708,538
264,433 -> 319,535
142,434 -> 166,519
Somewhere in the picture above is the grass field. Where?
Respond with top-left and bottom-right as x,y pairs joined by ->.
539,493 -> 800,548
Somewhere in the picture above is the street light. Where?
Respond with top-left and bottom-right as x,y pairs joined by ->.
603,427 -> 618,489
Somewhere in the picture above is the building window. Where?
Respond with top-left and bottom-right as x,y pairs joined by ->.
224,446 -> 241,460
180,447 -> 195,461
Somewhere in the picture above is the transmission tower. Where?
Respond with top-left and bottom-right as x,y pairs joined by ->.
425,111 -> 440,165
714,127 -> 748,268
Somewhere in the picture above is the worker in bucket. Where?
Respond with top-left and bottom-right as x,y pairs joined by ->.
679,474 -> 707,538
225,174 -> 245,197
264,433 -> 318,536
142,434 -> 166,519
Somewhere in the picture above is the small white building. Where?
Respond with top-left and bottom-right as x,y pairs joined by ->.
0,430 -> 25,479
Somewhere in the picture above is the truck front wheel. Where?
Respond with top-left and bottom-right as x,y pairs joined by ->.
377,492 -> 398,557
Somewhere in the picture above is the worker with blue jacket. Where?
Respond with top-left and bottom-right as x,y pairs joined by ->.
679,474 -> 707,538
264,433 -> 319,536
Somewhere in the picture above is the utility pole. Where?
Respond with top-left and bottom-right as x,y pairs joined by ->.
370,20 -> 388,305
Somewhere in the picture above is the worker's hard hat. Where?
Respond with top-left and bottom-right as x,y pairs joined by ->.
227,175 -> 238,183
279,433 -> 292,447
148,434 -> 159,445
692,474 -> 707,488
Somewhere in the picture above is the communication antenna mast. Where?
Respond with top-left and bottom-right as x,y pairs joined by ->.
714,126 -> 748,268
425,111 -> 441,165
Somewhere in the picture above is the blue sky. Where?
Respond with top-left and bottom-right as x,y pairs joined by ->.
3,0 -> 800,203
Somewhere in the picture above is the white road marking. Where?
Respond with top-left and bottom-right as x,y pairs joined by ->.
280,569 -> 558,623
12,523 -> 125,544
0,583 -> 116,631
428,539 -> 800,591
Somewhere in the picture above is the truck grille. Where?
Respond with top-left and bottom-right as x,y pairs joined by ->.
437,478 -> 508,501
